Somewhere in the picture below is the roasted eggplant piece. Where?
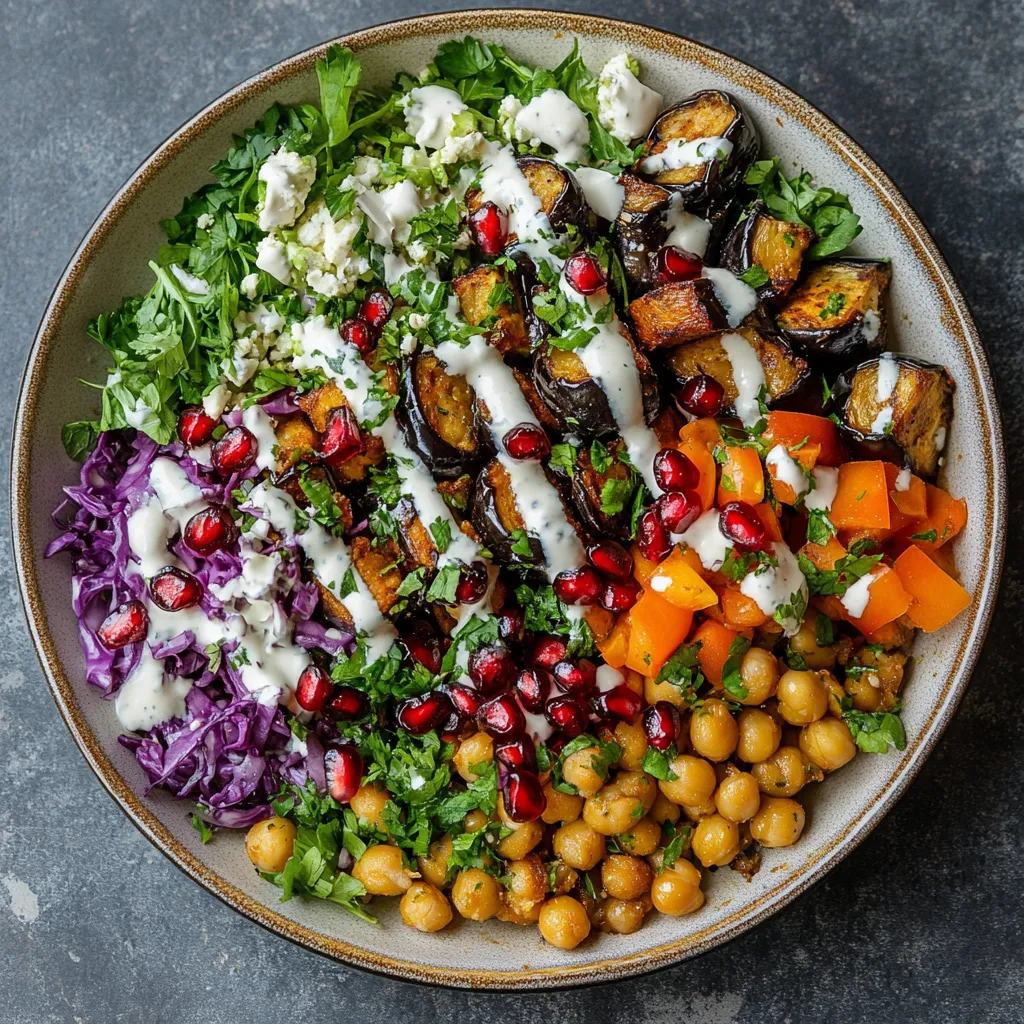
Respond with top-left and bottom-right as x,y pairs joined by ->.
720,201 -> 816,304
829,355 -> 954,477
315,535 -> 405,625
397,352 -> 492,480
469,459 -> 544,565
453,264 -> 534,360
293,381 -> 385,484
776,258 -> 891,366
273,413 -> 318,470
552,438 -> 636,540
628,279 -> 729,350
664,322 -> 809,412
638,90 -> 759,205
614,173 -> 673,296
533,327 -> 661,438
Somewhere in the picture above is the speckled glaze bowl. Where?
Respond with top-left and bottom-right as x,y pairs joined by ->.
11,9 -> 1005,990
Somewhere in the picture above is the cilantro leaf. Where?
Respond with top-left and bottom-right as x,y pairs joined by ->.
721,636 -> 751,700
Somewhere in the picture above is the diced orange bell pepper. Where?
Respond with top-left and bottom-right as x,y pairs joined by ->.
923,541 -> 959,577
799,535 -> 847,571
768,443 -> 820,505
892,484 -> 968,551
830,461 -> 891,530
754,502 -> 785,543
717,446 -> 765,506
893,545 -> 972,632
632,545 -> 659,586
679,436 -> 717,512
626,590 -> 693,676
844,566 -> 912,636
647,549 -> 719,611
678,544 -> 707,579
584,605 -> 615,641
719,586 -> 770,628
597,614 -> 631,668
889,470 -> 928,519
679,417 -> 722,447
690,619 -> 745,686
763,411 -> 847,466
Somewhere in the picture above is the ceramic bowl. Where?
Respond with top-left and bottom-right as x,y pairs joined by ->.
11,9 -> 1005,990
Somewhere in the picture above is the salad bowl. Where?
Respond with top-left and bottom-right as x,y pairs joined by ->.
11,9 -> 1005,989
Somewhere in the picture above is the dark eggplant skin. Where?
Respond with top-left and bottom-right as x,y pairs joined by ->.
469,459 -> 545,565
396,352 -> 493,481
550,439 -> 635,541
638,90 -> 760,206
505,248 -> 549,353
517,157 -> 595,234
613,173 -> 672,297
829,355 -> 955,478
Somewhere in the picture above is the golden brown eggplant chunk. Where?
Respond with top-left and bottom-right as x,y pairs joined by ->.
664,324 -> 809,411
559,438 -> 636,541
453,264 -> 533,359
776,258 -> 891,365
273,414 -> 317,470
438,475 -> 473,519
313,534 -> 404,626
394,499 -> 439,572
638,91 -> 760,204
297,382 -> 346,433
470,460 -> 544,566
720,201 -> 815,304
628,279 -> 729,350
830,355 -> 954,478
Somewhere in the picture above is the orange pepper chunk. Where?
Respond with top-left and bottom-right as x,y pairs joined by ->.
893,545 -> 972,632
632,544 -> 659,586
844,566 -> 912,636
763,410 -> 847,465
889,471 -> 928,519
625,590 -> 693,676
719,586 -> 770,628
679,436 -> 717,512
690,619 -> 744,686
717,446 -> 765,506
892,483 -> 967,551
646,549 -> 719,611
584,605 -> 615,641
596,615 -> 631,668
754,502 -> 784,543
799,535 -> 848,571
678,417 -> 722,447
830,461 -> 891,530
767,443 -> 820,505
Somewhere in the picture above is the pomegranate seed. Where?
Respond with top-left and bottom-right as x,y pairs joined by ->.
503,422 -> 551,461
295,665 -> 333,712
402,633 -> 443,675
96,600 -> 149,649
495,735 -> 538,773
643,701 -> 680,751
503,770 -> 547,822
477,692 -> 526,737
596,683 -> 642,721
563,251 -> 606,295
178,406 -> 217,448
553,659 -> 597,695
447,684 -> 482,719
720,501 -> 767,551
636,509 -> 672,563
395,691 -> 452,734
516,667 -> 554,714
339,318 -> 374,354
329,686 -> 368,720
657,245 -> 703,281
586,540 -> 633,580
325,745 -> 363,803
149,567 -> 202,611
675,374 -> 725,418
319,406 -> 362,465
497,608 -> 524,645
600,577 -> 641,614
468,644 -> 516,695
655,489 -> 703,534
545,695 -> 589,737
552,566 -> 602,606
183,505 -> 237,556
211,426 -> 258,476
359,289 -> 392,331
653,447 -> 700,492
530,635 -> 567,670
455,561 -> 488,605
469,202 -> 509,255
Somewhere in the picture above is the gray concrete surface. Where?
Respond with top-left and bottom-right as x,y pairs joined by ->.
1,1 -> 1022,1021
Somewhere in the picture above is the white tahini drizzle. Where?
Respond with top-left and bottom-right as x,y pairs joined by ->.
720,332 -> 767,428
663,193 -> 712,258
640,137 -> 734,175
115,651 -> 191,732
514,89 -> 590,164
702,267 -> 758,327
841,571 -> 876,619
766,445 -> 810,501
804,466 -> 839,512
739,542 -> 808,636
404,86 -> 468,149
679,509 -> 733,571
876,353 -> 899,402
573,166 -> 626,222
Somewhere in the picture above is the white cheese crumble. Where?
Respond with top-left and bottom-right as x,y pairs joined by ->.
404,85 -> 468,149
514,89 -> 590,164
255,235 -> 291,284
257,148 -> 317,232
597,54 -> 664,143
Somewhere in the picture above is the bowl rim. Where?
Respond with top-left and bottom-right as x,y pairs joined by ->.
10,7 -> 1006,991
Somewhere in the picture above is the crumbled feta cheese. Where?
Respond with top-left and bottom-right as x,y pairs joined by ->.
293,200 -> 370,297
408,313 -> 429,330
202,383 -> 232,419
170,264 -> 208,295
404,85 -> 469,149
438,129 -> 487,165
497,95 -> 527,143
196,212 -> 215,230
257,148 -> 316,231
240,272 -> 259,300
400,333 -> 419,355
597,53 -> 664,144
255,235 -> 291,284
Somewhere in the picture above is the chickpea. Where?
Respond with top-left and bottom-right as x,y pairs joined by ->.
541,782 -> 583,825
616,816 -> 662,856
690,699 -> 739,761
776,670 -> 829,725
352,844 -> 412,896
496,818 -> 543,861
601,897 -> 650,934
800,718 -> 857,772
737,647 -> 780,704
714,771 -> 760,823
400,882 -> 452,933
681,798 -> 717,822
613,719 -> 649,771
350,783 -> 389,830
691,813 -> 741,867
549,861 -> 578,895
845,673 -> 882,712
463,809 -> 489,833
583,772 -> 656,835
245,817 -> 296,873
601,854 -> 653,900
650,859 -> 704,917
453,731 -> 494,782
736,708 -> 782,764
553,819 -> 606,870
504,855 -> 547,917
659,755 -> 716,807
750,796 -> 806,847
644,674 -> 691,710
649,791 -> 681,826
751,745 -> 812,797
417,835 -> 453,889
562,746 -> 607,797
538,896 -> 591,950
790,617 -> 837,669
451,868 -> 501,921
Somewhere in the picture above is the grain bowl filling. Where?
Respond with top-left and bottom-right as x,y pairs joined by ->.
49,38 -> 972,948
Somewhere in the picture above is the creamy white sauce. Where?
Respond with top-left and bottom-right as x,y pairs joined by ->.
894,465 -> 912,492
595,664 -> 626,693
404,86 -> 468,149
242,404 -> 278,472
702,267 -> 758,328
766,444 -> 810,500
871,406 -> 894,435
739,542 -> 808,636
257,149 -> 316,232
804,466 -> 839,512
170,265 -> 208,295
841,571 -> 876,619
115,651 -> 191,731
663,193 -> 711,257
514,89 -> 590,164
934,426 -> 947,452
573,166 -> 625,222
679,509 -> 733,571
640,137 -> 734,175
875,352 -> 899,403
255,235 -> 292,284
720,332 -> 767,428
861,308 -> 881,343
596,54 -> 664,143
